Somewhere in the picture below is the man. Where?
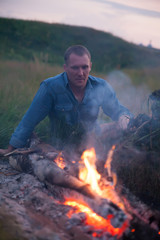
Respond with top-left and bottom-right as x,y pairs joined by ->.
0,45 -> 132,155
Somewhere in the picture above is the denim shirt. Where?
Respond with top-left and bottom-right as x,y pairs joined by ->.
10,72 -> 131,148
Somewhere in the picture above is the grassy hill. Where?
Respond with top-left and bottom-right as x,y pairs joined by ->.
0,17 -> 160,72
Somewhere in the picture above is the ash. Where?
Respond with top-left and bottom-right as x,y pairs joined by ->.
0,155 -> 160,240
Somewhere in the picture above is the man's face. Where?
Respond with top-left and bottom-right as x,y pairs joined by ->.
64,53 -> 92,90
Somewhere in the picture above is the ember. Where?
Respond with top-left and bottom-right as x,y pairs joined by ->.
64,198 -> 128,238
54,152 -> 65,169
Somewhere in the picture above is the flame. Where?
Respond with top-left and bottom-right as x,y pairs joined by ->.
104,145 -> 116,176
79,148 -> 102,195
78,146 -> 124,210
63,145 -> 129,237
64,198 -> 128,238
54,152 -> 65,169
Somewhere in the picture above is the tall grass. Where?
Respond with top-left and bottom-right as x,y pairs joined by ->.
124,67 -> 160,91
0,59 -> 63,148
0,59 -> 160,148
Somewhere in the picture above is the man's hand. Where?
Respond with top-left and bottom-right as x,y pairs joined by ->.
0,145 -> 15,156
118,115 -> 130,130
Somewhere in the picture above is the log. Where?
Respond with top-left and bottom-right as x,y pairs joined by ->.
8,153 -> 96,199
33,159 -> 96,199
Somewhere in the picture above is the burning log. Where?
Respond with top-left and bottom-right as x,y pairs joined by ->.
33,159 -> 96,199
7,145 -> 129,232
5,133 -> 160,240
8,153 -> 129,239
1,139 -> 160,240
6,145 -> 95,199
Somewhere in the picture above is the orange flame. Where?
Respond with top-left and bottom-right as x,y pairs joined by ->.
63,145 -> 128,237
79,148 -> 102,195
104,145 -> 116,176
64,198 -> 128,238
54,152 -> 65,169
78,146 -> 124,209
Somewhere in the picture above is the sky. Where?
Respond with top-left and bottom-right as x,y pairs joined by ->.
0,0 -> 160,49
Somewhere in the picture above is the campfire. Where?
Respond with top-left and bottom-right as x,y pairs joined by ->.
55,146 -> 129,237
56,146 -> 129,239
1,136 -> 160,240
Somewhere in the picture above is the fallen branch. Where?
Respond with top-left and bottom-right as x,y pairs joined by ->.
4,148 -> 40,157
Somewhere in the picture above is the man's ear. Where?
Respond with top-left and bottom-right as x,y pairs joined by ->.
63,64 -> 67,71
89,62 -> 92,72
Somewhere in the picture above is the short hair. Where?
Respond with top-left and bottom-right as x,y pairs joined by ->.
64,45 -> 91,64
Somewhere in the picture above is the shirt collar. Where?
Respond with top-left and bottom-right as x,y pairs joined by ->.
63,72 -> 93,90
63,72 -> 69,87
86,75 -> 93,90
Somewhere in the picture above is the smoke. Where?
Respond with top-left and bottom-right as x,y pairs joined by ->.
106,70 -> 151,117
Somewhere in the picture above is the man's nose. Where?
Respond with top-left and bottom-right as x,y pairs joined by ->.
78,67 -> 83,75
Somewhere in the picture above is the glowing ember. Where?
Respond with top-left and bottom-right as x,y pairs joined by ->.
54,152 -> 65,169
64,198 -> 128,238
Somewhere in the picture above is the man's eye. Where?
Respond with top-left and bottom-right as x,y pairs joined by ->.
72,66 -> 78,70
71,65 -> 88,70
82,66 -> 88,70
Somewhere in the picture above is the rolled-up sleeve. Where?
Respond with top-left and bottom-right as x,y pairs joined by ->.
9,82 -> 53,148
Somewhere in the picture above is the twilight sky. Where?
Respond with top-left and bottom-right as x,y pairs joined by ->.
0,0 -> 160,49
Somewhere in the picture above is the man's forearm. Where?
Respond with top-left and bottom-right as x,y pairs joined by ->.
0,144 -> 16,156
8,144 -> 16,152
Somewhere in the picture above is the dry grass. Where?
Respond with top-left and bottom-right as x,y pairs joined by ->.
124,67 -> 160,91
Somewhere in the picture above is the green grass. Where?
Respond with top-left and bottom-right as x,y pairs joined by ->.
1,17 -> 160,73
0,59 -> 63,148
124,67 -> 160,91
0,59 -> 160,148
